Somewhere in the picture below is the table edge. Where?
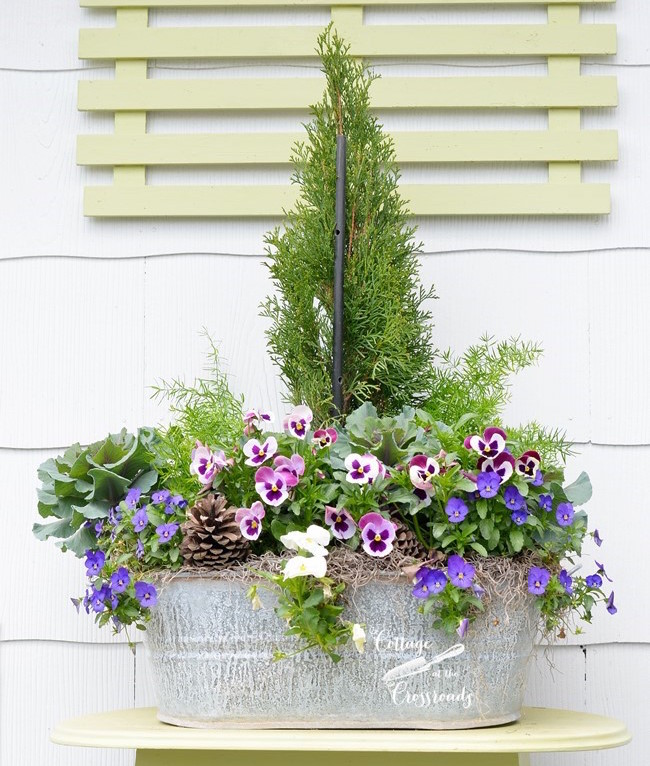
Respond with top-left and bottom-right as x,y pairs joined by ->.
51,707 -> 632,753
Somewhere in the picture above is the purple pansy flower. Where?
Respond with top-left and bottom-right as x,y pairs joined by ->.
511,509 -> 529,526
243,408 -> 273,435
477,452 -> 515,482
528,566 -> 551,595
446,497 -> 469,524
324,506 -> 356,540
457,618 -> 470,639
84,549 -> 105,576
595,561 -> 613,583
476,471 -> 501,499
593,529 -> 603,547
134,581 -> 158,608
110,567 -> 130,594
538,494 -> 553,513
124,487 -> 142,509
559,569 -> 573,595
135,538 -> 144,559
283,404 -> 313,439
132,507 -> 149,533
359,512 -> 396,558
156,522 -> 179,544
464,426 -> 507,458
556,502 -> 575,527
447,555 -> 475,589
409,454 -> 440,491
151,489 -> 171,504
412,567 -> 447,599
504,485 -> 525,511
606,592 -> 617,615
243,436 -> 278,467
586,573 -> 603,589
190,441 -> 227,486
235,501 -> 266,541
313,428 -> 338,449
273,454 -> 305,487
413,486 -> 433,508
515,450 -> 542,481
532,470 -> 544,486
345,453 -> 380,485
254,466 -> 290,506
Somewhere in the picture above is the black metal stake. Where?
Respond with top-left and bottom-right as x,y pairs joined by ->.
332,133 -> 346,418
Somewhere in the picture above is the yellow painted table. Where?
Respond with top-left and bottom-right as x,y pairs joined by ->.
51,706 -> 630,766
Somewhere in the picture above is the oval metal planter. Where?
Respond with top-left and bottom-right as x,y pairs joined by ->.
144,574 -> 537,729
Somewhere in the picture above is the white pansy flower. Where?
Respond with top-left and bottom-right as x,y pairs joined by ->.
281,524 -> 331,557
352,624 -> 366,654
283,555 -> 328,580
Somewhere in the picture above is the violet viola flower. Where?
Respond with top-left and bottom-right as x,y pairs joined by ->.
606,591 -> 617,615
283,404 -> 313,439
313,428 -> 338,449
585,574 -> 603,589
595,561 -> 613,583
476,471 -> 501,499
446,497 -> 469,524
412,567 -> 447,599
409,454 -> 440,491
273,454 -> 305,487
457,618 -> 470,639
359,513 -> 396,558
447,555 -> 475,589
110,567 -> 130,594
84,549 -> 105,577
559,569 -> 573,595
124,487 -> 142,509
190,441 -> 227,486
556,502 -> 575,527
89,587 -> 107,613
235,501 -> 266,541
132,507 -> 149,533
345,453 -> 380,485
515,450 -> 542,482
134,581 -> 158,608
254,467 -> 290,507
464,427 -> 507,458
532,470 -> 544,487
169,495 -> 187,509
324,506 -> 356,540
94,521 -> 103,539
477,452 -> 515,483
151,489 -> 171,504
528,567 -> 551,595
243,436 -> 278,467
156,522 -> 179,544
135,539 -> 145,560
538,494 -> 553,513
593,529 -> 603,547
504,485 -> 525,512
511,509 -> 529,526
108,506 -> 122,526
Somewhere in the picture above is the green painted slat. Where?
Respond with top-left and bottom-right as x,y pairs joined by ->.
78,76 -> 618,111
77,130 -> 619,165
81,0 -> 615,6
78,24 -> 617,59
84,183 -> 610,216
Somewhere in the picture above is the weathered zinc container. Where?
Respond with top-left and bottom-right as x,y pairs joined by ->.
144,573 -> 537,729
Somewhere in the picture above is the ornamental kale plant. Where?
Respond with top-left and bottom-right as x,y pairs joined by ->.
261,29 -> 435,421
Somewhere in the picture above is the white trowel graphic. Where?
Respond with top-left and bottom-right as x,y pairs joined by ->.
381,643 -> 466,685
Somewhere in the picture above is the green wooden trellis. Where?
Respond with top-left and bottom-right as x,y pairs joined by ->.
77,0 -> 617,217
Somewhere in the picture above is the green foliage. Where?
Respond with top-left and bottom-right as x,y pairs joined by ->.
34,429 -> 159,557
150,335 -> 244,502
423,334 -> 543,433
261,29 -> 436,422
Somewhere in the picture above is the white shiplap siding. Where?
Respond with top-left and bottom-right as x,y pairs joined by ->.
0,1 -> 645,765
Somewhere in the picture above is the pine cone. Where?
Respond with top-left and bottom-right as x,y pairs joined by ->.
391,518 -> 427,561
181,493 -> 249,569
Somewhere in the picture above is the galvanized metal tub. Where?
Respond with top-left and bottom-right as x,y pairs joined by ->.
144,572 -> 538,729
